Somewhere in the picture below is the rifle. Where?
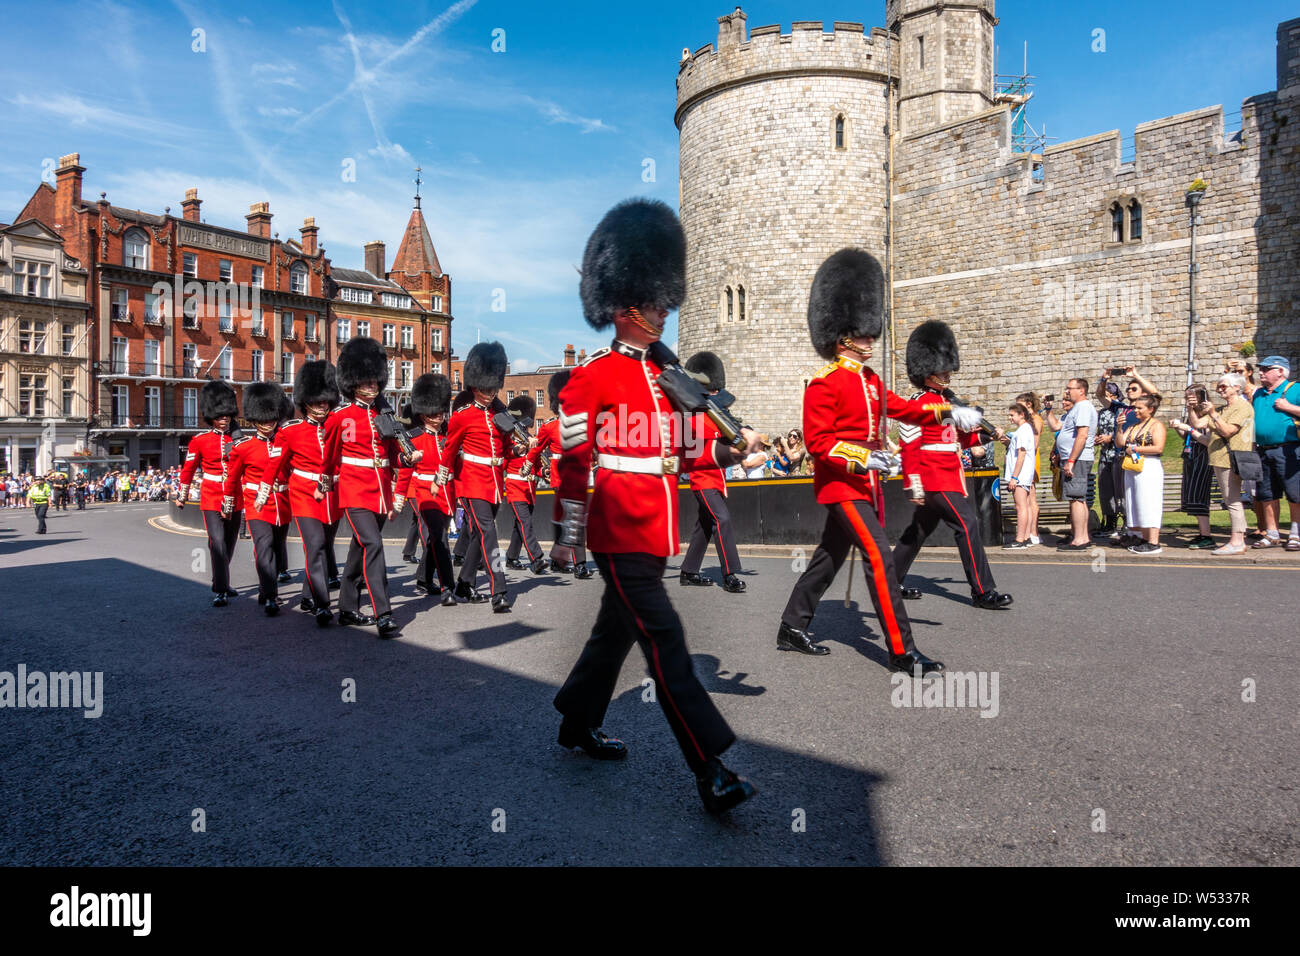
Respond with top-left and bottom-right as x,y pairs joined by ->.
494,410 -> 534,455
943,389 -> 999,438
647,341 -> 746,449
374,395 -> 419,464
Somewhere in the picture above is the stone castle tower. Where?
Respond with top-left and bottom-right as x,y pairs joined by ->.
678,3 -> 1300,427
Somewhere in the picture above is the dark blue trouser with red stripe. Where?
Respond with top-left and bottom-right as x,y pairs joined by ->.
555,552 -> 734,773
504,499 -> 542,564
780,499 -> 917,657
892,490 -> 995,598
458,496 -> 505,596
341,508 -> 389,616
680,488 -> 741,577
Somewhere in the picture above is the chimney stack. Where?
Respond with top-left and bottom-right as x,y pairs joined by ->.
577,348 -> 587,364
245,201 -> 273,238
54,153 -> 85,232
717,6 -> 748,50
300,217 -> 319,256
563,344 -> 576,367
364,240 -> 386,277
181,188 -> 202,222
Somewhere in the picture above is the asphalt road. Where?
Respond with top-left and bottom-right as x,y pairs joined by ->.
1,503 -> 1297,866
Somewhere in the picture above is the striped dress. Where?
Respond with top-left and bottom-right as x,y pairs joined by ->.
1179,433 -> 1211,517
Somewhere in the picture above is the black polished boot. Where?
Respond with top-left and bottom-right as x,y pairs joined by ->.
776,622 -> 830,656
212,595 -> 228,608
506,557 -> 526,570
315,608 -> 333,628
439,588 -> 458,607
530,557 -> 549,575
696,757 -> 756,815
557,720 -> 627,760
889,650 -> 945,676
263,598 -> 280,617
572,563 -> 594,580
454,581 -> 487,604
721,574 -> 747,593
338,610 -> 376,627
491,593 -> 511,614
299,597 -> 317,613
327,576 -> 341,590
973,590 -> 1013,609
680,571 -> 714,587
900,586 -> 922,600
277,571 -> 293,584
376,614 -> 399,638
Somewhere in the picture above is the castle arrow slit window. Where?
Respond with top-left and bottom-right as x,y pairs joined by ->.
835,114 -> 845,150
725,286 -> 734,323
1110,203 -> 1124,243
737,285 -> 746,322
1128,199 -> 1142,240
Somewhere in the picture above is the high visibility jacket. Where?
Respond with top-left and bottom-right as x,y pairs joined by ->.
29,482 -> 52,504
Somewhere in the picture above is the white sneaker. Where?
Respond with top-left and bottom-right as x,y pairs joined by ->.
1212,544 -> 1246,555
1028,535 -> 1041,546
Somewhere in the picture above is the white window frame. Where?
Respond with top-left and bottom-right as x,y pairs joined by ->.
431,328 -> 442,351
144,339 -> 160,376
219,349 -> 233,381
336,319 -> 351,343
111,287 -> 130,322
281,351 -> 294,384
183,252 -> 197,278
357,320 -> 370,340
250,349 -> 264,382
251,265 -> 264,288
111,385 -> 129,425
219,259 -> 233,282
182,343 -> 198,377
144,386 -> 161,426
290,263 -> 308,295
401,361 -> 413,388
183,388 -> 198,427
401,325 -> 413,349
112,336 -> 129,374
383,324 -> 396,347
123,228 -> 150,270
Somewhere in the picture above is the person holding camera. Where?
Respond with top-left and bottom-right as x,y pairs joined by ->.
1045,378 -> 1097,550
1189,372 -> 1255,555
1115,395 -> 1167,554
1249,356 -> 1300,550
1171,384 -> 1216,549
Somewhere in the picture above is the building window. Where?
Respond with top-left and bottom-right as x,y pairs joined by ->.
111,288 -> 130,322
432,295 -> 443,313
251,349 -> 264,382
251,265 -> 264,288
401,325 -> 413,349
144,339 -> 160,376
19,373 -> 47,416
1110,202 -> 1124,242
61,323 -> 76,355
339,286 -> 368,304
123,228 -> 150,270
281,352 -> 293,384
1128,199 -> 1143,241
62,376 -> 75,417
431,363 -> 442,375
112,336 -> 128,374
183,295 -> 199,328
382,292 -> 411,309
183,252 -> 197,278
917,35 -> 925,71
183,343 -> 198,377
281,311 -> 294,340
724,286 -> 734,323
219,300 -> 234,333
337,319 -> 351,343
111,385 -> 129,425
219,259 -> 232,282
507,390 -> 515,402
183,388 -> 198,427
19,320 -> 47,354
144,292 -> 163,325
290,262 -> 308,294
834,114 -> 845,150
144,387 -> 161,426
383,324 -> 396,347
305,314 -> 317,342
13,259 -> 52,297
357,320 -> 370,340
219,349 -> 233,381
737,285 -> 746,322
400,361 -> 413,388
252,309 -> 267,337
431,328 -> 443,352
536,389 -> 544,408
387,359 -> 396,386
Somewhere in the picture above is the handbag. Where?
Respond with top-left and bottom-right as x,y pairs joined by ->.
1121,419 -> 1154,473
1231,449 -> 1263,482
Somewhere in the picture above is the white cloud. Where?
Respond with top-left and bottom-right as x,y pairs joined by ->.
258,106 -> 301,118
523,96 -> 617,134
510,358 -> 537,373
368,142 -> 414,163
9,93 -> 193,139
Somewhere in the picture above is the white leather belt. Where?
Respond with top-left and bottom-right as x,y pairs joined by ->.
461,452 -> 503,466
342,455 -> 389,468
245,482 -> 287,493
202,472 -> 224,482
507,473 -> 533,482
413,472 -> 440,482
293,469 -> 322,481
920,443 -> 960,452
597,453 -> 680,475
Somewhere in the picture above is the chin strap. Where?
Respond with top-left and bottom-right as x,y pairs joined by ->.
839,336 -> 872,357
625,307 -> 661,339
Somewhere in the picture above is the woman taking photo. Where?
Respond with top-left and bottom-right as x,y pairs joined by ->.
1116,395 -> 1166,554
1173,384 -> 1215,549
1196,372 -> 1254,555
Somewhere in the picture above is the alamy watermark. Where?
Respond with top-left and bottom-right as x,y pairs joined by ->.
890,669 -> 999,718
1042,275 -> 1152,322
0,664 -> 103,718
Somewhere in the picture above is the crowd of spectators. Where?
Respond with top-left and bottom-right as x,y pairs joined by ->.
0,466 -> 182,509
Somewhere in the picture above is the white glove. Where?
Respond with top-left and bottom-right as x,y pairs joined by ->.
220,495 -> 235,518
434,465 -> 451,487
520,460 -> 533,478
558,498 -> 586,548
392,494 -> 406,515
950,405 -> 983,432
866,450 -> 899,472
254,482 -> 271,511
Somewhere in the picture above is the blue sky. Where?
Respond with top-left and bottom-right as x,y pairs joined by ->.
1,0 -> 1292,370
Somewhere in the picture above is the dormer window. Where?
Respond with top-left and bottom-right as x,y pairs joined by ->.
290,262 -> 308,294
123,228 -> 150,270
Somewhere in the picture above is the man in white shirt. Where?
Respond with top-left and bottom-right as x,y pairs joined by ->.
1047,378 -> 1098,550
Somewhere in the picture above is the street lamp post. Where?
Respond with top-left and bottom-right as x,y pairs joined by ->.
1185,185 -> 1206,387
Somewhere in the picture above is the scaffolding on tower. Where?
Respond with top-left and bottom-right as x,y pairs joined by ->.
995,41 -> 1053,162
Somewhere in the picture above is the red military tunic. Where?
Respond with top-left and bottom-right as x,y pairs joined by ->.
803,355 -> 949,507
897,387 -> 982,496
324,400 -> 400,513
178,429 -> 240,512
267,415 -> 340,524
504,435 -> 543,505
685,412 -> 727,495
556,342 -> 720,556
394,430 -> 455,516
443,402 -> 506,504
223,433 -> 290,526
534,417 -> 561,486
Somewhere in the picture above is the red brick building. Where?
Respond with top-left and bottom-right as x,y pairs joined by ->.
449,343 -> 587,431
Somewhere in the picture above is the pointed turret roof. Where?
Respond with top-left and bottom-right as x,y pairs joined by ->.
391,205 -> 442,277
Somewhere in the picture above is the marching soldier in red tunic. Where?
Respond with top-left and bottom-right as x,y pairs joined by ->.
502,395 -> 548,575
393,373 -> 458,607
777,249 -> 982,672
324,337 -> 419,637
553,198 -> 764,814
266,360 -> 341,627
441,342 -> 516,612
176,380 -> 241,607
678,351 -> 745,593
893,320 -> 1013,610
536,370 -> 594,579
224,382 -> 292,616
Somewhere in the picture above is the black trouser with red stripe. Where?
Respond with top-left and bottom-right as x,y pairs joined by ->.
893,490 -> 995,598
680,488 -> 741,577
325,520 -> 340,579
780,499 -> 916,656
554,551 -> 734,773
341,508 -> 390,617
416,507 -> 455,592
403,503 -> 420,557
549,535 -> 588,569
454,520 -> 470,559
249,519 -> 289,603
202,509 -> 241,595
294,516 -> 332,610
504,498 -> 542,564
458,497 -> 505,595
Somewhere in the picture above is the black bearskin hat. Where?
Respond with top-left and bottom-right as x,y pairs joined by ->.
685,351 -> 725,391
507,395 -> 536,421
241,381 -> 284,422
464,342 -> 508,391
807,248 -> 885,360
199,380 -> 237,422
546,370 -> 570,413
336,336 -> 388,398
294,360 -> 339,412
906,320 -> 960,389
410,373 -> 452,421
579,198 -> 686,331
